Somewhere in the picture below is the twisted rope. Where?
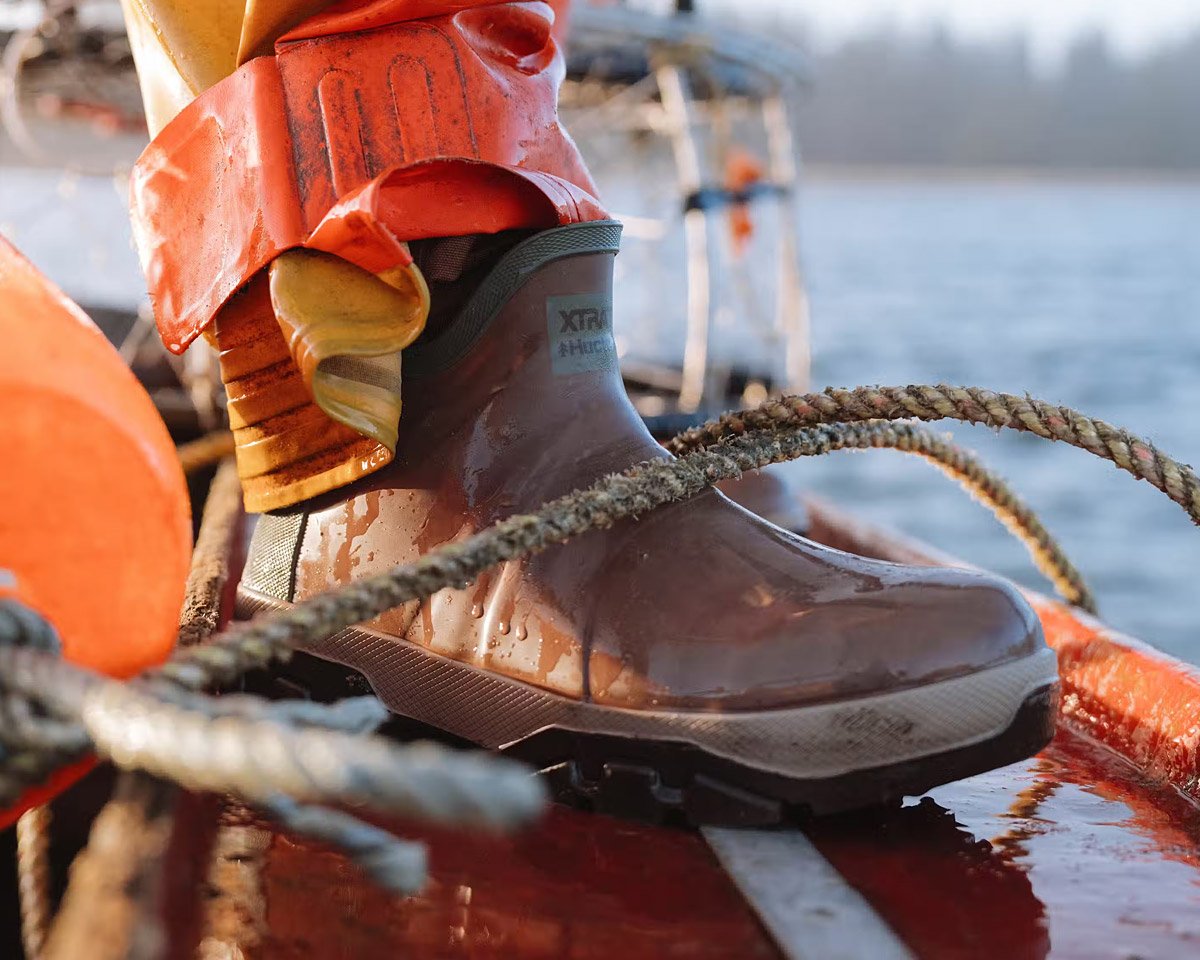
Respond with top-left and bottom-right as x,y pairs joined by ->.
0,599 -> 82,804
259,795 -> 429,893
796,421 -> 1094,612
0,463 -> 544,895
16,804 -> 51,960
0,643 -> 542,892
667,385 -> 1200,525
0,599 -> 61,655
74,678 -> 542,831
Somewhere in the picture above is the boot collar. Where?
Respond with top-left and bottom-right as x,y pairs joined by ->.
404,221 -> 623,380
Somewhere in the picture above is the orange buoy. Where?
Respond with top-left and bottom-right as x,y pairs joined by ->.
0,237 -> 192,825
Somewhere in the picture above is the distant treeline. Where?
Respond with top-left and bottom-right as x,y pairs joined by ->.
778,26 -> 1200,170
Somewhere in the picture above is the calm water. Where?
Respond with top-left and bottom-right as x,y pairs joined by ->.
2,169 -> 1198,660
796,176 -> 1200,661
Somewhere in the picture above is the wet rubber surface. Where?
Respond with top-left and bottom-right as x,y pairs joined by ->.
811,727 -> 1200,960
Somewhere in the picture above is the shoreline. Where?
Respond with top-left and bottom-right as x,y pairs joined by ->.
802,163 -> 1200,184
6,153 -> 1200,186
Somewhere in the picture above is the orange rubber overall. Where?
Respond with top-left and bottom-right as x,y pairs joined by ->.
130,1 -> 607,511
0,238 -> 192,827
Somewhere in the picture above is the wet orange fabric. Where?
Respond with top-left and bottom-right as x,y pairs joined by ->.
0,237 -> 192,826
131,0 -> 607,355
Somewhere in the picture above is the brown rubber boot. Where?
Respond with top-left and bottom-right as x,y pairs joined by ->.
238,222 -> 1058,826
716,470 -> 810,535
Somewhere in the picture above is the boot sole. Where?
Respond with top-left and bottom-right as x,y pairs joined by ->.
239,587 -> 1059,826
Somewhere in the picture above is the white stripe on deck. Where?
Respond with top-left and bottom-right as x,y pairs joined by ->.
703,828 -> 915,960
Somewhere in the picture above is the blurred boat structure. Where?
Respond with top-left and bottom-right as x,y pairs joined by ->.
1,0 -> 813,423
562,1 -> 813,418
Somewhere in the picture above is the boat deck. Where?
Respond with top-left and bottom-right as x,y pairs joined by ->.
208,722 -> 1200,960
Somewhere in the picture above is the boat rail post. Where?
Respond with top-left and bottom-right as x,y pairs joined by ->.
762,90 -> 812,395
656,59 -> 716,414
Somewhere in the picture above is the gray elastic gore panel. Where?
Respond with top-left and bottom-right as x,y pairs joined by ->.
242,512 -> 306,602
404,220 -> 623,379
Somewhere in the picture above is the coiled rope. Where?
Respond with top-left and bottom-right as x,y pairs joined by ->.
2,385 -> 1195,895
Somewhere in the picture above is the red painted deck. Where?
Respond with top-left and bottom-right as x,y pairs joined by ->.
202,721 -> 1200,960
208,805 -> 780,960
815,728 -> 1200,959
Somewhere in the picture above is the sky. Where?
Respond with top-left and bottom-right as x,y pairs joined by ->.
3,1 -> 1198,68
779,0 -> 1200,64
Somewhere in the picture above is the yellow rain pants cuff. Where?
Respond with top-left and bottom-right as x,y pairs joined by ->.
213,254 -> 429,514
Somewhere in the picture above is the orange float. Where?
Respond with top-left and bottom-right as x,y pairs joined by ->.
0,237 -> 192,826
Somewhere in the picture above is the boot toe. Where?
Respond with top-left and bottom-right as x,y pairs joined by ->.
584,493 -> 1048,712
764,564 -> 1046,707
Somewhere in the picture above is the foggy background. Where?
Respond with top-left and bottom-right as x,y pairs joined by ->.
795,27 -> 1200,171
720,2 -> 1200,172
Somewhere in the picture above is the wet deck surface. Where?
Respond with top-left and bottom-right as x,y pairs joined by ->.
204,725 -> 1200,960
208,801 -> 780,960
814,728 -> 1200,959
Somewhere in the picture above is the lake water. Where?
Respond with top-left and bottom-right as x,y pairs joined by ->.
796,175 -> 1200,662
2,168 -> 1198,661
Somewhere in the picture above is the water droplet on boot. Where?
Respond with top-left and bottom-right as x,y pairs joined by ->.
498,621 -> 511,636
470,603 -> 484,619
